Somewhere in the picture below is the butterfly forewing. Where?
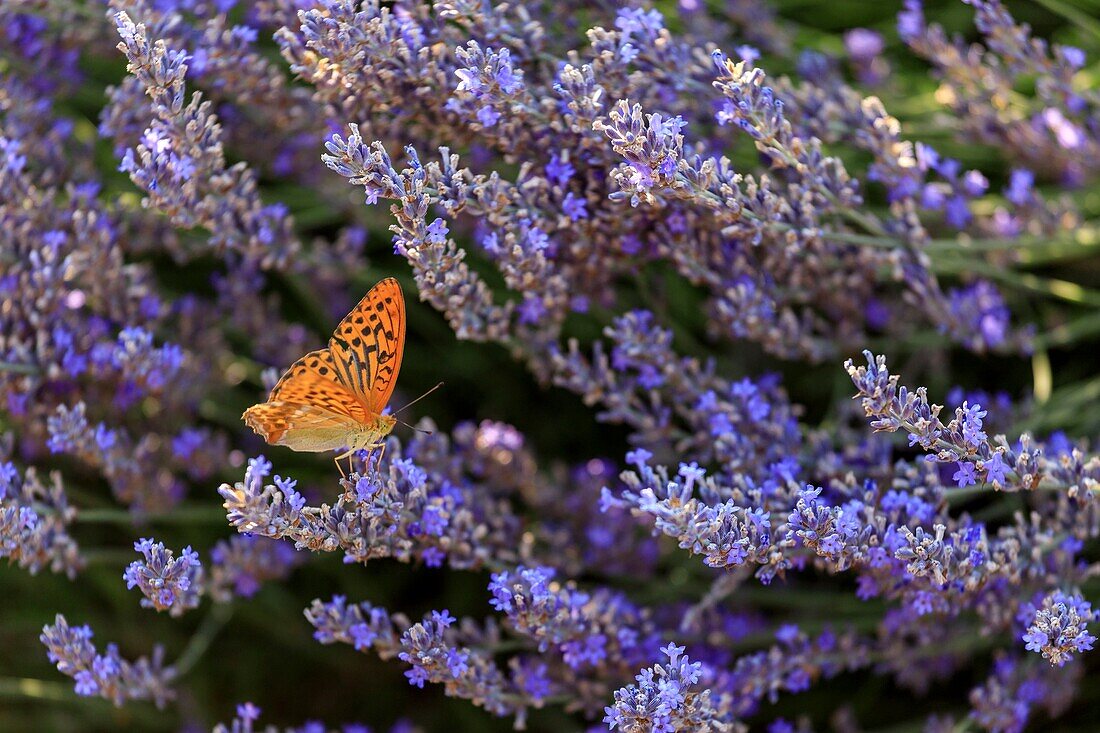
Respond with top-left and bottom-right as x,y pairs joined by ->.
269,350 -> 357,407
265,370 -> 368,422
326,277 -> 406,414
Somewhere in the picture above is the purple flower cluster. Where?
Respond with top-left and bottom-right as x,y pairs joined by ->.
214,701 -> 421,733
604,454 -> 786,581
0,454 -> 81,578
40,614 -> 174,707
306,596 -> 528,721
123,538 -> 203,616
968,652 -> 1082,733
208,534 -> 303,602
901,0 -> 1099,184
452,43 -> 527,129
305,573 -> 652,726
113,10 -> 300,269
4,0 -> 1099,730
487,565 -> 654,672
604,643 -> 725,732
846,351 -> 1099,493
219,434 -> 525,571
1021,591 -> 1097,667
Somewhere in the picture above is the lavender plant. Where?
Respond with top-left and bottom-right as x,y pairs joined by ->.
3,1 -> 1100,731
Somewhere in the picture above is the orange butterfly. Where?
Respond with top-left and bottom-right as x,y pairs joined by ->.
243,278 -> 406,476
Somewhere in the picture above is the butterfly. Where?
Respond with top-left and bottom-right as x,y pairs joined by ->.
243,278 -> 406,476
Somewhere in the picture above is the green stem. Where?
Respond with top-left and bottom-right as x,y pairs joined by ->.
172,603 -> 234,679
1033,0 -> 1100,43
0,675 -> 170,723
1034,309 -> 1100,349
932,258 -> 1100,307
1015,372 -> 1100,434
0,677 -> 76,702
79,506 -> 226,524
925,232 -> 1100,262
0,361 -> 39,375
84,548 -> 140,565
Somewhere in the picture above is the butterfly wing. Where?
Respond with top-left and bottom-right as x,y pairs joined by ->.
243,402 -> 362,452
242,279 -> 406,455
269,349 -> 347,402
244,371 -> 367,452
326,278 -> 406,414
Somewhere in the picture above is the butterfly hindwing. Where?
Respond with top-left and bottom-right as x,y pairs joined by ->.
327,278 -> 405,414
242,401 -> 361,451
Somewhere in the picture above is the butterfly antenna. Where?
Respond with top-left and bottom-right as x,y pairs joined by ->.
395,418 -> 433,435
392,381 -> 444,416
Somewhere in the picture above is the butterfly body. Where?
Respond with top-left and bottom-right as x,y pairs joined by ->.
241,278 -> 405,474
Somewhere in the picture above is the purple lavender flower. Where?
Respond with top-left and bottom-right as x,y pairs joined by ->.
953,462 -> 977,488
307,596 -> 523,720
41,615 -> 174,707
562,191 -> 589,221
8,1 -> 1100,729
897,1 -> 925,40
604,643 -> 726,731
1022,591 -> 1096,666
487,564 -> 652,671
948,281 -> 1010,350
0,459 -> 82,577
208,534 -> 303,602
221,435 -> 525,571
213,702 -> 420,733
453,42 -> 527,129
844,351 -> 1065,491
112,12 -> 302,267
307,595 -> 401,653
902,0 -> 1100,182
844,29 -> 887,85
124,538 -> 203,616
984,451 -> 1010,487
608,458 -> 785,581
595,101 -> 685,205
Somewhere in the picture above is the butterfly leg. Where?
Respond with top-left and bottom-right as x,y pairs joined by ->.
333,447 -> 353,479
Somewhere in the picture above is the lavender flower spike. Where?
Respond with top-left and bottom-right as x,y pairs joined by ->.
123,538 -> 204,616
1023,591 -> 1097,667
0,461 -> 82,577
40,615 -> 174,707
604,643 -> 730,731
